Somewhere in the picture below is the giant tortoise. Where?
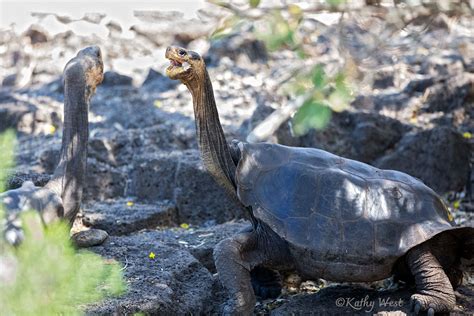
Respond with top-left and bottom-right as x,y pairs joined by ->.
165,46 -> 474,315
1,46 -> 104,245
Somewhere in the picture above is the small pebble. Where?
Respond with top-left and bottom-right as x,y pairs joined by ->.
72,229 -> 108,248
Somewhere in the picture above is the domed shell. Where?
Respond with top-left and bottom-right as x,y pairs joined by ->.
236,142 -> 457,266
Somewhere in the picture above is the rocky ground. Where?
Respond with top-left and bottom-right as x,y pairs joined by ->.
1,4 -> 473,315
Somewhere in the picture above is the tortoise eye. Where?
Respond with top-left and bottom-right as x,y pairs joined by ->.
178,49 -> 186,56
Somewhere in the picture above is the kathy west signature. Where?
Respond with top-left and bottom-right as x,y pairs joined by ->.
335,295 -> 404,312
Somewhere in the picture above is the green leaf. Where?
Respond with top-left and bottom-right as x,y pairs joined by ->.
0,130 -> 16,193
328,72 -> 352,112
249,0 -> 260,8
282,71 -> 313,96
334,72 -> 347,90
328,89 -> 350,112
326,0 -> 346,6
292,100 -> 332,136
311,65 -> 326,90
260,11 -> 298,51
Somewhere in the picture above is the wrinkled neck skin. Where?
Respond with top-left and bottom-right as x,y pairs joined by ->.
184,70 -> 237,198
45,78 -> 89,224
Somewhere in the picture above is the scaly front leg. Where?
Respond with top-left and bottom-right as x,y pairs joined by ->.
214,230 -> 261,315
406,243 -> 456,315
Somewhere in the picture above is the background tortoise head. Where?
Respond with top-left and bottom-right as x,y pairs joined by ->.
165,46 -> 204,83
63,45 -> 104,99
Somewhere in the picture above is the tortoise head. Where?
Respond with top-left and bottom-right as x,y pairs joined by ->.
165,46 -> 204,83
63,46 -> 104,99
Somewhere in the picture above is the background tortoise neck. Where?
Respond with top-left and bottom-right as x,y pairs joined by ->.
186,69 -> 237,197
45,77 -> 89,224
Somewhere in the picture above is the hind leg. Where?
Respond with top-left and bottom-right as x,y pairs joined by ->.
406,243 -> 456,315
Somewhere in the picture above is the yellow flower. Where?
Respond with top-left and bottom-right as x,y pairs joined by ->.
463,132 -> 472,139
453,200 -> 460,209
126,201 -> 134,207
180,223 -> 190,229
49,125 -> 56,134
149,252 -> 155,259
154,100 -> 162,108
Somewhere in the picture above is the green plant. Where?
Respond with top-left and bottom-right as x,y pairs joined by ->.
0,131 -> 126,315
209,0 -> 354,135
286,65 -> 352,136
0,129 -> 16,193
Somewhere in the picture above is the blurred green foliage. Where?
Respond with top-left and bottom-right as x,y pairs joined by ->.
210,0 -> 353,135
293,100 -> 331,136
289,65 -> 352,136
257,10 -> 298,52
249,0 -> 260,8
0,131 -> 126,315
0,129 -> 16,193
211,15 -> 243,40
326,0 -> 347,6
0,213 -> 126,315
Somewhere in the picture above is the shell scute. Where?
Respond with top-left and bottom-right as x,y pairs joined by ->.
314,170 -> 367,220
307,213 -> 341,252
343,218 -> 375,260
254,162 -> 319,219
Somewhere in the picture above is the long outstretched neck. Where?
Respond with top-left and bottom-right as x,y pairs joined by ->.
46,77 -> 89,224
186,70 -> 237,196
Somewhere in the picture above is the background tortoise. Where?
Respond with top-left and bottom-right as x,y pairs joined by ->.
1,46 -> 103,245
165,46 -> 474,315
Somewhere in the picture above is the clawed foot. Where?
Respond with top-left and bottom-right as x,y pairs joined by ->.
221,291 -> 256,316
410,293 -> 454,315
222,299 -> 255,316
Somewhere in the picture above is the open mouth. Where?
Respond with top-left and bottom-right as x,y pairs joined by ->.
170,59 -> 182,67
167,58 -> 190,70
166,57 -> 191,79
